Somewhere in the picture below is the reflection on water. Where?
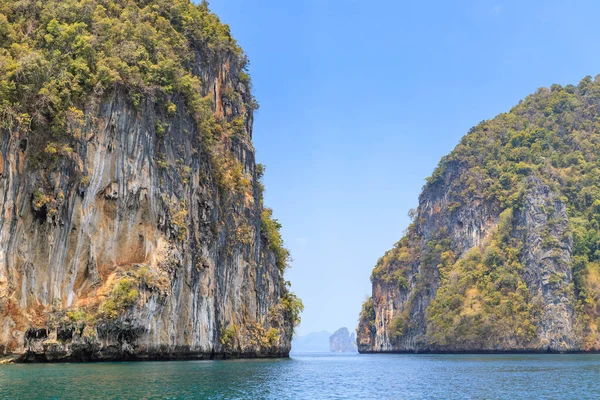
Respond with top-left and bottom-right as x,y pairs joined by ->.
1,353 -> 600,399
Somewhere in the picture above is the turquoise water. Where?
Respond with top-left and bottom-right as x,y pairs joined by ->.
1,353 -> 599,399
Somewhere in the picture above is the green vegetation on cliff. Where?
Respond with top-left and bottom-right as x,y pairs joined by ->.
426,210 -> 538,347
0,0 -> 241,143
261,208 -> 290,273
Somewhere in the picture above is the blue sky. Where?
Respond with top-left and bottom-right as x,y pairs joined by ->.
208,0 -> 600,335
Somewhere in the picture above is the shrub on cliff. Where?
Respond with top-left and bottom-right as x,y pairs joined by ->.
99,278 -> 139,320
360,297 -> 375,332
261,208 -> 290,273
282,292 -> 304,329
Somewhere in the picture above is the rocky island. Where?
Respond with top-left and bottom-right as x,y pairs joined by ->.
329,327 -> 357,353
358,76 -> 600,353
0,0 -> 302,362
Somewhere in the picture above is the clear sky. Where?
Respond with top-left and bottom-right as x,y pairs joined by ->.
208,0 -> 600,336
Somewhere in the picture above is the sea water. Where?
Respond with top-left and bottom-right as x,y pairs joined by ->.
1,352 -> 598,399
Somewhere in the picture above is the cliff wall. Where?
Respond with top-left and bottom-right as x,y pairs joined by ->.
0,0 -> 299,362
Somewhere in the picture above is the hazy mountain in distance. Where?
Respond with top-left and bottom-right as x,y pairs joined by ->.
329,328 -> 358,353
291,331 -> 331,353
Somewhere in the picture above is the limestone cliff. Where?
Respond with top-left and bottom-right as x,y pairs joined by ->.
0,0 -> 301,362
358,77 -> 600,353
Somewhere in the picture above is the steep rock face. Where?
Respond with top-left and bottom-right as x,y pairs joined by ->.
358,77 -> 600,353
516,177 -> 574,350
0,0 -> 297,362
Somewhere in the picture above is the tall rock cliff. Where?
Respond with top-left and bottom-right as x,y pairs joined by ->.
0,0 -> 302,362
358,76 -> 600,353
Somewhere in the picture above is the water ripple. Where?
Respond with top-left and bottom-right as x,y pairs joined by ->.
1,353 -> 599,399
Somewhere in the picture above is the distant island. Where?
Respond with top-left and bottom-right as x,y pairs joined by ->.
291,328 -> 358,353
329,328 -> 358,353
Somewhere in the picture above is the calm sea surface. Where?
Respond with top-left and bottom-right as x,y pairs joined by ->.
1,353 -> 599,399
